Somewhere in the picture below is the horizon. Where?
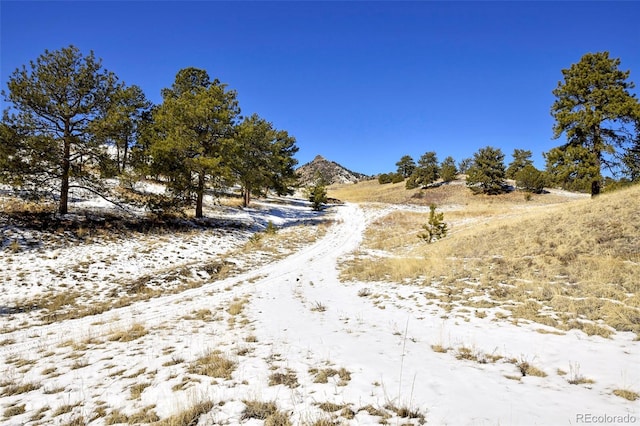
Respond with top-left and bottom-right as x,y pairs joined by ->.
2,1 -> 639,175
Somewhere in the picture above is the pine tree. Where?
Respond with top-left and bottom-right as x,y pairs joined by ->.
465,146 -> 507,194
439,156 -> 458,183
2,45 -> 122,213
622,131 -> 640,182
417,204 -> 448,243
506,149 -> 533,180
395,155 -> 416,178
408,151 -> 439,189
515,164 -> 546,193
458,158 -> 473,174
91,84 -> 151,175
231,114 -> 298,207
550,51 -> 640,197
544,144 -> 598,193
307,180 -> 328,211
148,68 -> 239,217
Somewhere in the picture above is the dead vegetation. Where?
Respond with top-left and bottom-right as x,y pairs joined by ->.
339,182 -> 640,337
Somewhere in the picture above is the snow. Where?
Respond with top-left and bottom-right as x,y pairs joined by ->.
0,197 -> 638,425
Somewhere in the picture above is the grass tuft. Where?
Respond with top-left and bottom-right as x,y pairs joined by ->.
154,400 -> 214,426
241,400 -> 278,420
613,388 -> 639,401
109,323 -> 148,342
269,370 -> 299,388
188,350 -> 236,379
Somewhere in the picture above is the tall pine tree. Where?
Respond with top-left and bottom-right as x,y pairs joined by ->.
230,114 -> 298,207
149,68 -> 239,217
2,45 -> 122,213
549,52 -> 640,196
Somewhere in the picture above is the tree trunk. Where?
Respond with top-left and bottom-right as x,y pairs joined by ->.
122,137 -> 129,172
591,127 -> 602,197
591,180 -> 601,197
116,144 -> 122,174
59,124 -> 71,215
195,171 -> 205,218
243,185 -> 251,208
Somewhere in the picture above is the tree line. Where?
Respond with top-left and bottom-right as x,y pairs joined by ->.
0,45 -> 299,217
378,52 -> 640,197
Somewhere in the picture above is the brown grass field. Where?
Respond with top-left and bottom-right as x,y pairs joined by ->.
333,178 -> 640,338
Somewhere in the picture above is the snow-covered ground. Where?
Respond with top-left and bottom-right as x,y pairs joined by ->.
0,197 -> 638,425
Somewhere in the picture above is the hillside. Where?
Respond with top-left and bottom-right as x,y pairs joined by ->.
295,155 -> 368,186
339,182 -> 640,337
0,181 -> 638,425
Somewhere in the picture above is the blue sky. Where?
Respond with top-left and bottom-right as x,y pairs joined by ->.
2,1 -> 639,175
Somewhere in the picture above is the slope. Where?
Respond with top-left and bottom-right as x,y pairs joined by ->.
341,183 -> 640,337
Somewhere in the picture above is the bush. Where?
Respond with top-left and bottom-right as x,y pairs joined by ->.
378,173 -> 393,184
391,173 -> 405,184
405,174 -> 419,189
515,165 -> 546,193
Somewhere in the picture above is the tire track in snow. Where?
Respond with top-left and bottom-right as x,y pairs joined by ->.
0,203 -> 367,360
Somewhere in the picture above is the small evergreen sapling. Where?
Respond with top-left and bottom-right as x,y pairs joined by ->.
308,182 -> 328,211
418,204 -> 448,243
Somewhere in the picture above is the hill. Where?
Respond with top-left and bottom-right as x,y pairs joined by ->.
1,178 -> 638,424
296,155 -> 368,186
339,181 -> 640,337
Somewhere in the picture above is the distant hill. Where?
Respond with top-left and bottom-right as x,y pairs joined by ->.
296,155 -> 368,186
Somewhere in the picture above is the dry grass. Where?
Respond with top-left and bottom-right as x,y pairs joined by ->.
516,359 -> 547,378
340,184 -> 640,336
227,297 -> 249,316
241,400 -> 277,420
109,323 -> 148,342
0,381 -> 41,396
269,369 -> 299,388
130,382 -> 152,400
3,404 -> 26,418
154,400 -> 213,426
188,350 -> 236,379
309,367 -> 351,386
383,402 -> 426,423
613,388 -> 639,401
329,177 -> 576,206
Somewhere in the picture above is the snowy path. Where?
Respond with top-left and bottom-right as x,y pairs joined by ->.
0,204 -> 360,357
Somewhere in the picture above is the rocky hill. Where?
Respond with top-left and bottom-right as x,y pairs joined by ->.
296,155 -> 368,186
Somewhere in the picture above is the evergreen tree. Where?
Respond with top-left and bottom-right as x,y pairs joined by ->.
506,149 -> 533,180
457,157 -> 473,174
417,204 -> 448,243
395,155 -> 416,178
439,156 -> 458,183
1,45 -> 122,213
549,51 -> 640,197
307,173 -> 328,211
378,173 -> 393,184
149,68 -> 239,217
515,164 -> 546,193
408,151 -> 439,189
622,129 -> 640,182
465,146 -> 506,194
265,129 -> 299,197
91,84 -> 151,175
544,144 -> 598,192
308,183 -> 328,211
231,114 -> 298,207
